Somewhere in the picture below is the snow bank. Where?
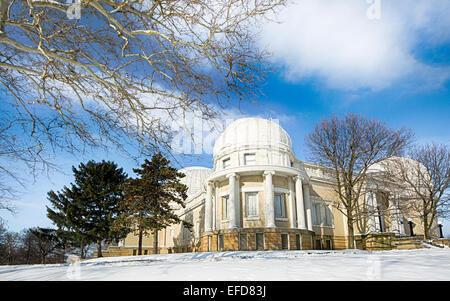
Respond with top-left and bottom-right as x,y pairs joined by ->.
1,249 -> 449,281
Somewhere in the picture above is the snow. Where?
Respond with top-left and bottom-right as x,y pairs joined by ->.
1,248 -> 449,281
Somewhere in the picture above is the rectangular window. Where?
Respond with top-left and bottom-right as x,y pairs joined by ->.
223,158 -> 230,169
222,195 -> 229,220
244,153 -> 256,165
239,233 -> 248,251
275,193 -> 287,218
296,234 -> 301,250
132,249 -> 137,256
182,224 -> 191,241
256,233 -> 264,250
245,192 -> 258,217
312,203 -> 321,225
315,239 -> 322,250
218,234 -> 224,251
144,250 -> 148,255
324,205 -> 333,227
325,239 -> 332,250
208,236 -> 212,252
281,234 -> 289,250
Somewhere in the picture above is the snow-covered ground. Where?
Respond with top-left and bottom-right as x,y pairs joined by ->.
1,248 -> 449,281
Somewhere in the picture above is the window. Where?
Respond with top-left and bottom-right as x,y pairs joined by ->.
312,203 -> 333,226
222,195 -> 229,220
208,236 -> 212,252
275,193 -> 287,218
245,192 -> 258,217
182,224 -> 191,241
281,234 -> 289,250
315,239 -> 322,250
239,233 -> 248,250
244,153 -> 256,165
133,249 -> 137,256
324,205 -> 333,227
325,239 -> 332,250
312,203 -> 321,225
144,250 -> 148,255
256,233 -> 264,250
218,234 -> 224,251
223,158 -> 230,169
295,234 -> 301,250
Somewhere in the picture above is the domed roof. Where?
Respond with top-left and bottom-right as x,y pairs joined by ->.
178,166 -> 213,198
367,156 -> 429,182
213,117 -> 293,158
368,156 -> 425,173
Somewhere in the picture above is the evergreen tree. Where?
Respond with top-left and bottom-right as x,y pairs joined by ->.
116,153 -> 189,255
46,161 -> 128,257
46,187 -> 89,257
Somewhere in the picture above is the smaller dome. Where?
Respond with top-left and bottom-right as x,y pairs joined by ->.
368,156 -> 430,182
179,166 -> 212,198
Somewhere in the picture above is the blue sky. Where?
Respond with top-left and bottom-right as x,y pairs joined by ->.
1,0 -> 449,236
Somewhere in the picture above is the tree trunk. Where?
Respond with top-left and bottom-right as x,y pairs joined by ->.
423,215 -> 430,240
347,213 -> 355,249
138,229 -> 143,255
97,239 -> 103,257
80,242 -> 85,259
153,230 -> 158,254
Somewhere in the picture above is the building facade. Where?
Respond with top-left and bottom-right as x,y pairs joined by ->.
105,117 -> 442,256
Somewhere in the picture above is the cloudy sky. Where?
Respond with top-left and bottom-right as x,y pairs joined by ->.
1,0 -> 449,234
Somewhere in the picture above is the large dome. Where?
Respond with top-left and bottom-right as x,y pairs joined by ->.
213,117 -> 293,158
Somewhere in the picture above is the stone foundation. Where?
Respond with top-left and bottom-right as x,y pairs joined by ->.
432,238 -> 450,247
98,232 -> 435,257
200,228 -> 315,251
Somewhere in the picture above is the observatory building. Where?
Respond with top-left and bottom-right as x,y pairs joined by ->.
107,117 -> 441,255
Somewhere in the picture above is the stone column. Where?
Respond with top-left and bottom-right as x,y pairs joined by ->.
367,192 -> 379,233
303,183 -> 313,231
288,177 -> 296,228
227,173 -> 238,229
295,176 -> 307,230
213,182 -> 218,231
264,171 -> 276,228
204,182 -> 213,232
235,174 -> 241,228
389,197 -> 404,235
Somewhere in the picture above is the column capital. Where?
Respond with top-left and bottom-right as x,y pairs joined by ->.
263,170 -> 275,177
294,174 -> 303,182
226,172 -> 237,179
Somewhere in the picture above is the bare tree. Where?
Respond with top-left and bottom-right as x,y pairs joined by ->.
305,113 -> 413,248
380,143 -> 450,240
0,0 -> 286,202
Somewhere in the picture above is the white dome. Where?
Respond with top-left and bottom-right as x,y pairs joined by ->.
213,118 -> 293,158
368,156 -> 426,174
368,156 -> 430,184
179,166 -> 213,198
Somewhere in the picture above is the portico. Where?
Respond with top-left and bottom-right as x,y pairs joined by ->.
203,166 -> 314,241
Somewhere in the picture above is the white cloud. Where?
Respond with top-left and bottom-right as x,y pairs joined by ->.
260,0 -> 450,91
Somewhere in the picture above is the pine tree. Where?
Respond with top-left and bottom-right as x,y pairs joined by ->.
46,160 -> 128,257
116,152 -> 189,255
